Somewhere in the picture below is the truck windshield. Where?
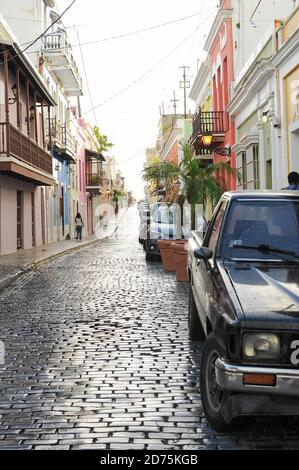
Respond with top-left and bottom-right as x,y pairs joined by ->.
222,199 -> 299,261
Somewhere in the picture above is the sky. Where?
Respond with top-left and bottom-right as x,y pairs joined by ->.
58,0 -> 219,199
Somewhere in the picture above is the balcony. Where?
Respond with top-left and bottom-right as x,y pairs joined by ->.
46,118 -> 77,162
86,172 -> 104,193
47,116 -> 62,148
191,111 -> 228,155
60,124 -> 77,162
0,122 -> 54,186
42,32 -> 83,96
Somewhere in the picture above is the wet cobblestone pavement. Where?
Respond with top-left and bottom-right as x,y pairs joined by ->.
1,207 -> 299,450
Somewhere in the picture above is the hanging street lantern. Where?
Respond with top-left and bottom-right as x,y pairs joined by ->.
201,129 -> 231,158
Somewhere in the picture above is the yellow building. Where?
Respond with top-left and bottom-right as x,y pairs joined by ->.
143,147 -> 160,204
189,57 -> 213,220
273,6 -> 299,185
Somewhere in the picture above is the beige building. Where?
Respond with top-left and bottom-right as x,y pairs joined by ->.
273,6 -> 299,185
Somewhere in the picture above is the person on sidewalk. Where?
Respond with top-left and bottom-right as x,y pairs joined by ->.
282,171 -> 299,190
75,213 -> 84,241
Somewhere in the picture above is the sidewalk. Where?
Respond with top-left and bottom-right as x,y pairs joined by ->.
0,207 -> 126,292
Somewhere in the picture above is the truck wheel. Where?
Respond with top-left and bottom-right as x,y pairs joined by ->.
189,287 -> 206,341
146,253 -> 155,261
200,333 -> 231,432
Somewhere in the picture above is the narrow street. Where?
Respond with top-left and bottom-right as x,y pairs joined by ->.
0,206 -> 299,450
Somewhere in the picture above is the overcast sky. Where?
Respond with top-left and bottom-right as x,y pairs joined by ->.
58,0 -> 218,198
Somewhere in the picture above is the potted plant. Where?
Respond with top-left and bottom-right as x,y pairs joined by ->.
143,142 -> 236,278
157,239 -> 175,272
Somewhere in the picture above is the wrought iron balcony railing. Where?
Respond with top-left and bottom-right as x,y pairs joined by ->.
86,173 -> 103,187
60,123 -> 77,157
191,111 -> 228,143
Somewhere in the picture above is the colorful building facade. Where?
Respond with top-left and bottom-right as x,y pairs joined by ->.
273,6 -> 299,187
0,20 -> 55,254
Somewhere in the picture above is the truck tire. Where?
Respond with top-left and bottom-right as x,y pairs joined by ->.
188,287 -> 206,341
146,253 -> 155,261
200,332 -> 231,432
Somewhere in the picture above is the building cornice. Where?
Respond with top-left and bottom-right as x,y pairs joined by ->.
227,58 -> 274,116
204,8 -> 233,53
272,27 -> 299,68
160,125 -> 183,161
232,133 -> 259,154
189,58 -> 209,101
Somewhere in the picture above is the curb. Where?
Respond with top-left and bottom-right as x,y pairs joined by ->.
0,209 -> 126,294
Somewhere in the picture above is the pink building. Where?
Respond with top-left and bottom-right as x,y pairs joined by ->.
191,0 -> 236,191
0,42 -> 55,254
207,0 -> 236,190
76,118 -> 88,231
77,117 -> 106,235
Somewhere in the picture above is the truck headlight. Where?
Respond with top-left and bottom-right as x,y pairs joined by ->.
243,333 -> 280,359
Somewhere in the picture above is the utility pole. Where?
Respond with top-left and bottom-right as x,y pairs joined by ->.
159,101 -> 165,116
179,65 -> 190,118
170,90 -> 179,116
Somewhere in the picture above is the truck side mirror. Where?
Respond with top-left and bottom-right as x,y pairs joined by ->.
194,247 -> 213,260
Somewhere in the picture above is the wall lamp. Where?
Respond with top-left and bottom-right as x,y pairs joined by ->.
201,130 -> 231,157
8,84 -> 18,105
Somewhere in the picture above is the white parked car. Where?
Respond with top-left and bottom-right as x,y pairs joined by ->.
144,203 -> 182,260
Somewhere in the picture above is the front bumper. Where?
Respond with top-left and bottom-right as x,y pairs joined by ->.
216,358 -> 299,397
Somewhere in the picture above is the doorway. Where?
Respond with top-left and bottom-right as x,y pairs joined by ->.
31,192 -> 36,247
87,195 -> 93,234
17,190 -> 23,249
60,186 -> 65,238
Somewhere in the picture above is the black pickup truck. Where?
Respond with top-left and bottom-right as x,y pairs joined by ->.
187,191 -> 299,431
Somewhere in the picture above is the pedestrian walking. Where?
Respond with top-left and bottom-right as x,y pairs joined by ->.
282,171 -> 299,190
75,212 -> 84,241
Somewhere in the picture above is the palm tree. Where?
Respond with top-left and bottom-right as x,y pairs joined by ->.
143,142 -> 237,230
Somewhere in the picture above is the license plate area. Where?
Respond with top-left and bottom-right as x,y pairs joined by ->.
289,337 -> 299,366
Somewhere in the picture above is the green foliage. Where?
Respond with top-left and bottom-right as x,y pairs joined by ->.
93,126 -> 113,153
142,142 -> 238,228
143,142 -> 236,206
112,188 -> 124,203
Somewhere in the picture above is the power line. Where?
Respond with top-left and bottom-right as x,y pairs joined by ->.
75,24 -> 204,124
78,23 -> 207,166
66,26 -> 99,127
26,9 -> 211,55
0,0 -> 77,66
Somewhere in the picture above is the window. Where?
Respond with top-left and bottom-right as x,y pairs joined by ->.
266,159 -> 272,189
207,202 -> 227,253
241,152 -> 247,189
19,102 -> 23,130
253,144 -> 260,189
17,191 -> 23,250
223,57 -> 228,108
223,200 -> 299,260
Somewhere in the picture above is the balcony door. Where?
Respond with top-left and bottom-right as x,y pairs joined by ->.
87,196 -> 93,235
60,186 -> 65,238
17,191 -> 23,250
31,192 -> 36,247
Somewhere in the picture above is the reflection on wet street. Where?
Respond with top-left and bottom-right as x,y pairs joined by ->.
0,207 -> 299,449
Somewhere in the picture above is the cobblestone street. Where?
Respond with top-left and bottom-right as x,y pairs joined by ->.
1,206 -> 299,450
